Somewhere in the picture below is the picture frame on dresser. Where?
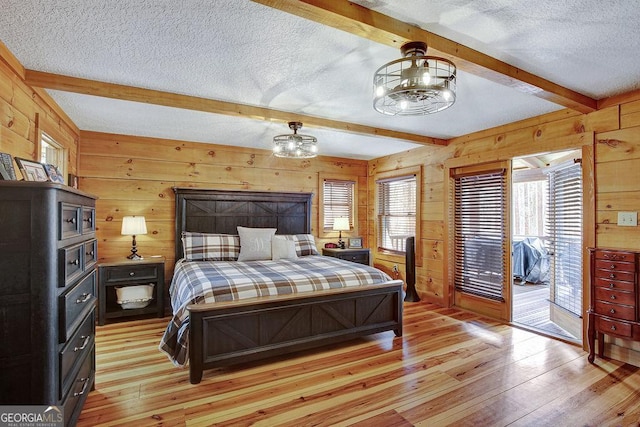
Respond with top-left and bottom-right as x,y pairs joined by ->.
0,152 -> 17,180
348,237 -> 363,248
15,157 -> 49,182
44,163 -> 64,183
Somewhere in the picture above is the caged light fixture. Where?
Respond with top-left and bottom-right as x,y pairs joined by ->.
373,41 -> 456,116
272,121 -> 318,158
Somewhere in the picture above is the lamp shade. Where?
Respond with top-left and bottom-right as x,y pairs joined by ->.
333,217 -> 350,232
121,216 -> 147,236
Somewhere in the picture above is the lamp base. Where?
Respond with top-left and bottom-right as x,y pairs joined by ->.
127,252 -> 144,260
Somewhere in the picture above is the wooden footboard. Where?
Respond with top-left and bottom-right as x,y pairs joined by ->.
187,280 -> 403,384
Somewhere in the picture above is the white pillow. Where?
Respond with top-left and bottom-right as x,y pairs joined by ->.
237,226 -> 277,261
272,237 -> 298,261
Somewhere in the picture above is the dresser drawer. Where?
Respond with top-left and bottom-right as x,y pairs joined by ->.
60,310 -> 94,399
338,252 -> 369,264
81,206 -> 96,234
62,349 -> 94,427
596,316 -> 632,338
594,269 -> 635,282
593,277 -> 635,292
104,264 -> 159,282
59,271 -> 96,343
594,287 -> 636,306
594,301 -> 636,321
60,203 -> 82,240
84,240 -> 98,270
595,250 -> 635,263
60,243 -> 84,287
594,259 -> 635,272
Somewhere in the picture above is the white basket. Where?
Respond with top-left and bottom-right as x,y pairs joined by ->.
116,284 -> 154,309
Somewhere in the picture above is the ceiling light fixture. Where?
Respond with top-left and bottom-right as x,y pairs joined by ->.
373,41 -> 457,116
272,121 -> 318,158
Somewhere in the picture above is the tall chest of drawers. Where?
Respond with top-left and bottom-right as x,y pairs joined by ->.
587,248 -> 640,363
0,182 -> 97,426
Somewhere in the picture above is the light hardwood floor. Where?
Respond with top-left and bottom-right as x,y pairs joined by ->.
78,303 -> 640,426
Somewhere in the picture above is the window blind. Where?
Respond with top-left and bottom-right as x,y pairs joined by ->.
323,179 -> 355,230
454,171 -> 506,301
546,161 -> 582,316
377,175 -> 416,253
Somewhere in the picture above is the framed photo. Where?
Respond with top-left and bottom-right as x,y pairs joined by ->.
44,164 -> 64,183
348,237 -> 363,248
0,152 -> 17,180
15,158 -> 49,182
68,173 -> 79,189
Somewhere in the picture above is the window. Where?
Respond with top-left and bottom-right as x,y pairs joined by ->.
512,180 -> 547,238
377,174 -> 416,253
453,168 -> 507,301
322,179 -> 355,231
40,132 -> 65,171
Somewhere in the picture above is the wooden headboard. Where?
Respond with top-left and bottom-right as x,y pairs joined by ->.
173,188 -> 313,261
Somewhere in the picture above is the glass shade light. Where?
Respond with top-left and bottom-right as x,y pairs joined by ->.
121,216 -> 147,259
273,121 -> 318,158
374,41 -> 456,116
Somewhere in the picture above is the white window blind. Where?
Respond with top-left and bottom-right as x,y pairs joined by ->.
546,160 -> 582,316
454,170 -> 507,301
323,179 -> 355,230
377,175 -> 416,253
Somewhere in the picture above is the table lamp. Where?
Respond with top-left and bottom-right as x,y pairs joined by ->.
121,216 -> 147,260
333,217 -> 350,249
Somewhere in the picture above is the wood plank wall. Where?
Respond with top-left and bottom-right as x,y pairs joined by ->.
3,41 -> 640,364
77,131 -> 369,282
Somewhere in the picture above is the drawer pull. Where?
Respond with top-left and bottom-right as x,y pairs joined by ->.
74,335 -> 91,352
84,217 -> 93,224
610,295 -> 616,300
74,377 -> 90,397
609,273 -> 616,279
129,271 -> 135,277
69,259 -> 80,266
66,217 -> 76,224
76,293 -> 91,304
609,283 -> 615,288
86,250 -> 94,256
610,308 -> 616,314
610,264 -> 616,269
611,325 -> 617,331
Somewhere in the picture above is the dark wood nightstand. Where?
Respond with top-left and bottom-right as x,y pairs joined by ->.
97,257 -> 165,325
322,247 -> 370,266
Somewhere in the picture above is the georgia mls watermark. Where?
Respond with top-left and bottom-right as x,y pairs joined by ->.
0,406 -> 63,427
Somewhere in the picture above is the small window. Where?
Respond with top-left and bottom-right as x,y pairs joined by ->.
323,179 -> 355,231
377,174 -> 417,253
40,132 -> 65,171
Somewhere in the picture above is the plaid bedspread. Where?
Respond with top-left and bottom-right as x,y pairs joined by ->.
159,255 -> 393,367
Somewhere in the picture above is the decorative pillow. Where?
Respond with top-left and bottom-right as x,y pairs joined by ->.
281,234 -> 320,256
271,236 -> 298,261
237,226 -> 277,261
181,232 -> 240,261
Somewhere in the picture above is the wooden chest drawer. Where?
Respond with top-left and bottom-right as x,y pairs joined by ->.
103,264 -> 159,282
62,349 -> 94,427
60,310 -> 94,399
596,316 -> 632,338
81,206 -> 95,234
61,243 -> 84,287
59,271 -> 96,343
84,240 -> 98,270
594,269 -> 635,282
594,287 -> 636,306
595,250 -> 636,263
337,252 -> 369,264
60,203 -> 82,240
594,259 -> 635,272
594,301 -> 636,321
593,277 -> 635,292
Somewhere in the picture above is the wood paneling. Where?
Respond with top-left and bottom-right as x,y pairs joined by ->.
76,303 -> 640,426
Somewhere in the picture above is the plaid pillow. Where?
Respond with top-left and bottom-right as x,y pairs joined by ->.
181,232 -> 240,261
281,234 -> 320,256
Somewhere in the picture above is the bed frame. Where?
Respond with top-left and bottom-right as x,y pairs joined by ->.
173,188 -> 403,384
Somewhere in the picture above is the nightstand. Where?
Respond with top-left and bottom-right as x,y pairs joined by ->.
322,247 -> 370,266
97,257 -> 165,325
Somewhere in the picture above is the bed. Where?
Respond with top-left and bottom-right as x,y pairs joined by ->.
160,188 -> 404,384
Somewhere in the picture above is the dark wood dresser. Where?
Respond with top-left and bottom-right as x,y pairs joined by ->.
587,248 -> 640,363
322,247 -> 370,266
0,182 -> 97,426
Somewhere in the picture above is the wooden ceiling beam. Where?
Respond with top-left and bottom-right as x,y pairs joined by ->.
253,0 -> 597,114
24,69 -> 446,147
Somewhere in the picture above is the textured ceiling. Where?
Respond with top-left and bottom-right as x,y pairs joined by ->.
1,0 -> 639,159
